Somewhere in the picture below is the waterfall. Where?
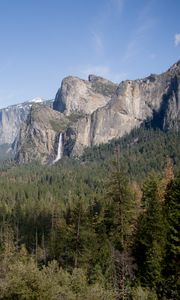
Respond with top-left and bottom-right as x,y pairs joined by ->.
53,133 -> 63,164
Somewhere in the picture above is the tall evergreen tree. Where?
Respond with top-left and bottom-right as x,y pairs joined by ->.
135,173 -> 167,292
163,175 -> 180,299
105,151 -> 136,299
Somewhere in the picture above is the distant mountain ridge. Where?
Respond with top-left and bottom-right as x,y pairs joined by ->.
0,98 -> 53,146
1,60 -> 180,164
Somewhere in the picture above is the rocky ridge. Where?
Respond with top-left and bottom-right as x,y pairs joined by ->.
11,60 -> 180,163
53,75 -> 117,115
71,61 -> 180,155
14,104 -> 68,164
0,98 -> 53,146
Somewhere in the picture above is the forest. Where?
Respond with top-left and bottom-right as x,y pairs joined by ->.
0,127 -> 179,299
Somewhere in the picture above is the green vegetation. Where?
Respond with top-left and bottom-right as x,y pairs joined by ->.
82,127 -> 180,180
50,111 -> 85,131
67,111 -> 85,124
50,118 -> 69,132
0,127 -> 179,299
91,81 -> 117,97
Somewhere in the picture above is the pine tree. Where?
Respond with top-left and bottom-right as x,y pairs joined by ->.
135,173 -> 167,291
163,175 -> 180,299
105,150 -> 136,299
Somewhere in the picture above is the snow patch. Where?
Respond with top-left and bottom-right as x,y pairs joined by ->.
30,97 -> 43,103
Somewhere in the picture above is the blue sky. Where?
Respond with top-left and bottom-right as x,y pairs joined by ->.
0,0 -> 180,108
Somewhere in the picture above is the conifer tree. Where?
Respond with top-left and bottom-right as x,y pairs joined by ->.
163,175 -> 180,299
135,173 -> 167,292
105,149 -> 136,299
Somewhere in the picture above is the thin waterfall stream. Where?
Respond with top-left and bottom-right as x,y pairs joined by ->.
53,133 -> 63,164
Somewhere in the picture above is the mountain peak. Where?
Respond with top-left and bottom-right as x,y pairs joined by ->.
168,60 -> 180,72
53,74 -> 117,115
1,60 -> 180,164
29,97 -> 44,103
88,74 -> 115,85
88,74 -> 105,82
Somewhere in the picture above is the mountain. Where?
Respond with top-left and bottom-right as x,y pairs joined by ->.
15,76 -> 118,164
0,102 -> 30,145
53,74 -> 118,115
12,60 -> 180,164
0,98 -> 53,158
14,104 -> 68,164
71,61 -> 180,156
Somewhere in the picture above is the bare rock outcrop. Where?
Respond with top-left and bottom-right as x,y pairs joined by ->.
71,61 -> 180,156
0,99 -> 53,146
15,61 -> 180,163
14,104 -> 68,164
53,75 -> 117,115
0,104 -> 30,145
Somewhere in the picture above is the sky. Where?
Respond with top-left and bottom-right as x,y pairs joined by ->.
0,0 -> 180,108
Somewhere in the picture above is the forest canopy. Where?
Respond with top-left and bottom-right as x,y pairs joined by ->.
0,127 -> 179,299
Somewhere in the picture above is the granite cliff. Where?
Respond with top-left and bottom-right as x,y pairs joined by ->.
0,98 -> 53,145
14,104 -> 68,164
53,75 -> 117,115
71,61 -> 180,155
0,103 -> 30,146
14,60 -> 180,163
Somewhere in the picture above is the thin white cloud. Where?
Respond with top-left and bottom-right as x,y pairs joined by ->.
122,1 -> 158,63
89,0 -> 125,56
123,40 -> 137,61
175,33 -> 180,46
91,31 -> 104,54
136,18 -> 157,35
123,19 -> 157,62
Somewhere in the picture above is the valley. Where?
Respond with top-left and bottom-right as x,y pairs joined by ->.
0,61 -> 179,299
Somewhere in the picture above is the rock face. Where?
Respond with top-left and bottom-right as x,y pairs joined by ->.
71,61 -> 180,155
0,99 -> 53,146
0,104 -> 30,145
53,75 -> 117,115
14,104 -> 68,164
15,61 -> 180,163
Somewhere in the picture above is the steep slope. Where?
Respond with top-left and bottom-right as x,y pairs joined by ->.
15,104 -> 68,164
0,103 -> 30,145
0,98 -> 53,146
15,61 -> 180,163
53,74 -> 117,115
71,61 -> 180,155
